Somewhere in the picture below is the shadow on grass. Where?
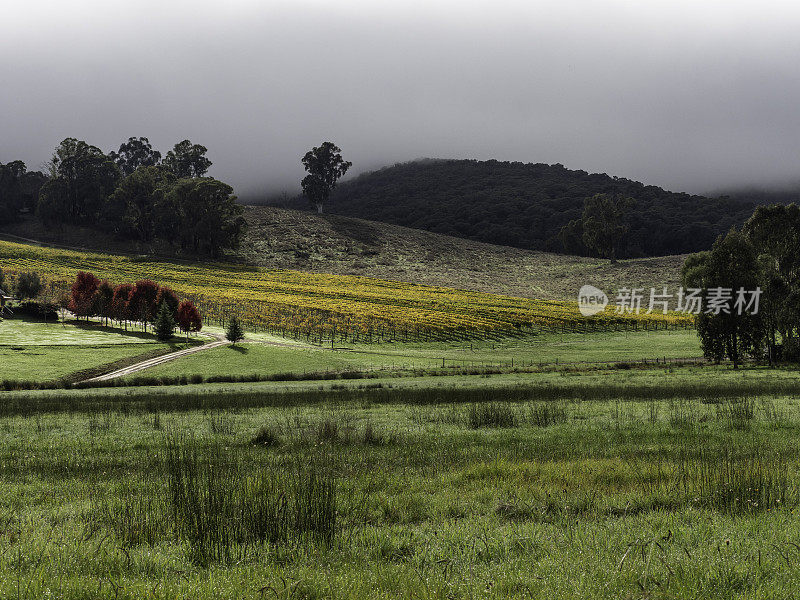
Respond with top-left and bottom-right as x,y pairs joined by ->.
229,345 -> 249,354
6,314 -> 162,342
68,319 -> 159,341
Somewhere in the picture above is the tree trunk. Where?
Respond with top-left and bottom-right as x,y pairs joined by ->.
316,203 -> 323,214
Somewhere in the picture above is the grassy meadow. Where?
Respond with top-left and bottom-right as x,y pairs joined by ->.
3,309 -> 800,598
2,382 -> 800,598
1,317 -> 700,386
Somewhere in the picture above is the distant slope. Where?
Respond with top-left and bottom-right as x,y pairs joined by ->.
0,238 -> 690,343
715,186 -> 800,206
272,158 -> 758,257
239,206 -> 685,301
1,207 -> 686,302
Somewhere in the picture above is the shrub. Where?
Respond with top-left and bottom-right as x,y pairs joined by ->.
14,271 -> 43,300
13,300 -> 57,321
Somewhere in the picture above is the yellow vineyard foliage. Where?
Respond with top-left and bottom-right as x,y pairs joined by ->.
0,240 -> 693,342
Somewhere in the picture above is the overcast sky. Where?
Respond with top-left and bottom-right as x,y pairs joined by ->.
2,0 -> 800,198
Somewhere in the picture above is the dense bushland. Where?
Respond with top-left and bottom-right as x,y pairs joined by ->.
271,158 -> 760,257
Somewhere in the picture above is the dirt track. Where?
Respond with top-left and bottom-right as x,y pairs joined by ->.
81,339 -> 230,383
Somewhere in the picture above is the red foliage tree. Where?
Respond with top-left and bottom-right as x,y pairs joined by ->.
69,271 -> 100,320
128,279 -> 160,329
156,286 -> 180,318
111,283 -> 133,329
176,300 -> 202,341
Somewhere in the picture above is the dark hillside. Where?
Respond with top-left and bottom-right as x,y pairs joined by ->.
273,159 -> 758,257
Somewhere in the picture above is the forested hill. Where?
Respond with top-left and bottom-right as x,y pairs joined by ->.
271,159 -> 759,257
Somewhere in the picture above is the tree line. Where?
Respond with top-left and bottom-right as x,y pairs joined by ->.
0,266 -> 202,341
683,204 -> 800,367
0,161 -> 48,224
69,271 -> 202,341
3,137 -> 245,257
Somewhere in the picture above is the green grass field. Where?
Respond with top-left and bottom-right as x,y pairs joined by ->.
0,318 -> 184,382
0,317 -> 169,345
123,329 -> 701,382
1,314 -> 701,386
2,380 -> 800,598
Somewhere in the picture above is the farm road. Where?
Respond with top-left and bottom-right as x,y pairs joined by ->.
81,338 -> 229,383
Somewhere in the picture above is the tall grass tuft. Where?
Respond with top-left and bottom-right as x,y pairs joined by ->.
316,417 -> 340,442
525,402 -> 568,427
678,441 -> 792,514
668,400 -> 697,429
717,398 -> 755,430
250,425 -> 282,447
92,484 -> 171,547
157,435 -> 337,564
760,398 -> 788,429
468,403 -> 518,428
166,435 -> 337,563
206,411 -> 236,435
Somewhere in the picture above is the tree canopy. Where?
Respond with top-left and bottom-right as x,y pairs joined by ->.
682,230 -> 762,368
104,165 -> 176,239
66,272 -> 202,335
681,202 -> 800,366
26,137 -> 244,257
14,271 -> 43,300
162,178 -> 246,257
39,138 -> 121,225
226,315 -> 244,345
573,193 -> 635,263
301,142 -> 351,214
163,140 -> 212,178
110,137 -> 162,176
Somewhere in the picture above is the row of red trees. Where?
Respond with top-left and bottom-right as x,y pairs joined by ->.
69,271 -> 202,337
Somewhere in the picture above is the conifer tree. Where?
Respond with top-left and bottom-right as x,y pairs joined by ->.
226,315 -> 244,346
